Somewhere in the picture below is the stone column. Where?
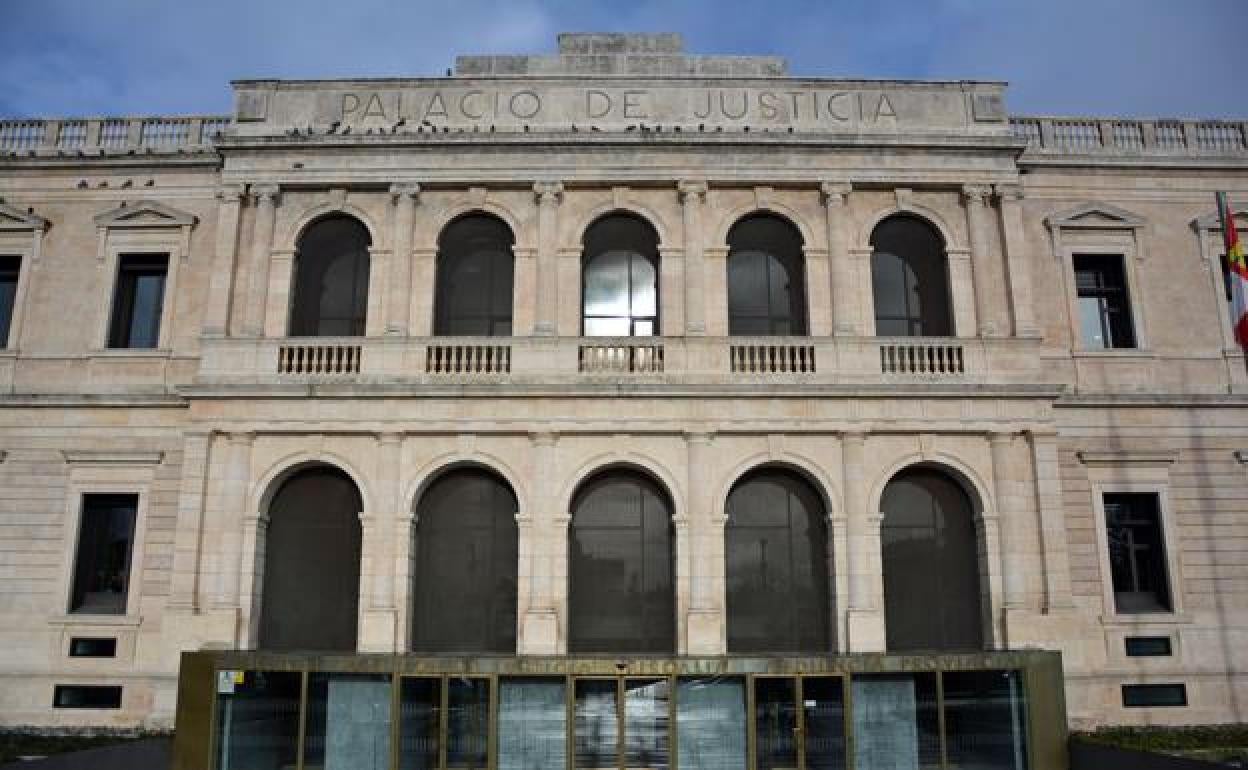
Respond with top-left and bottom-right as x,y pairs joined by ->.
1029,430 -> 1074,611
409,247 -> 436,337
169,431 -> 212,612
843,432 -> 885,651
533,181 -> 563,336
520,432 -> 560,654
263,249 -> 295,338
946,247 -> 978,338
822,181 -> 856,336
243,185 -> 279,337
990,432 -> 1026,609
995,184 -> 1039,337
703,246 -> 729,336
684,432 -> 722,654
963,184 -> 999,337
679,181 -> 708,335
203,185 -> 244,337
387,183 -> 420,336
213,432 -> 254,611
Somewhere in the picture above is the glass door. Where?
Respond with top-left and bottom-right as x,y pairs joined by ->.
573,677 -> 672,770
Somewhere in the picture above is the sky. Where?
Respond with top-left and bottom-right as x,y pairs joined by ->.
0,0 -> 1244,120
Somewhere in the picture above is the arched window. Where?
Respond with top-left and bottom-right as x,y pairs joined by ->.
259,466 -> 362,651
582,214 -> 660,336
881,467 -> 983,651
870,215 -> 952,337
569,469 -> 674,653
411,468 -> 518,653
726,468 -> 830,652
435,215 -> 515,336
727,215 -> 807,335
289,216 -> 371,336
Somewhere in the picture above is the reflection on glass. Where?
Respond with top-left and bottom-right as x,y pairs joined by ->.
499,678 -> 566,770
624,678 -> 670,770
304,674 -> 391,770
575,679 -> 618,769
214,670 -> 301,770
943,670 -> 1029,770
851,674 -> 940,770
804,677 -> 846,770
399,678 -> 440,770
870,215 -> 952,337
677,677 -> 746,770
754,678 -> 798,770
585,251 -> 631,316
582,214 -> 661,337
448,678 -> 489,769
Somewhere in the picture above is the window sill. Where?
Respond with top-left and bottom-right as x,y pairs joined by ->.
1071,349 -> 1158,359
48,614 -> 143,628
1099,612 -> 1191,627
92,348 -> 171,358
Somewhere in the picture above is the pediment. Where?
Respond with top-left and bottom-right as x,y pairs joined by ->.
1192,206 -> 1248,231
1046,202 -> 1147,230
0,201 -> 49,232
94,200 -> 197,229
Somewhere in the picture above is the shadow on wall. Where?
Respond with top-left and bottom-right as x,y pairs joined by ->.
1070,737 -> 1245,769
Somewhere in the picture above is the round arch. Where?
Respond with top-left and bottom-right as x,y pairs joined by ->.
282,202 -> 383,254
867,452 -> 992,523
712,203 -> 817,251
714,452 -> 840,521
251,450 -> 375,519
573,203 -> 672,250
559,452 -> 685,520
404,451 -> 529,519
423,202 -> 528,251
859,204 -> 960,253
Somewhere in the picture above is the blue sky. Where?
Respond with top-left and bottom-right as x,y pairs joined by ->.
0,0 -> 1244,119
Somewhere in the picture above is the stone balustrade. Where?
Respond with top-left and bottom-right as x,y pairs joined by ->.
1011,116 -> 1248,155
0,116 -> 230,154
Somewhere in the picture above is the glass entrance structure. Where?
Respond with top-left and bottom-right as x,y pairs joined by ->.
175,650 -> 1065,770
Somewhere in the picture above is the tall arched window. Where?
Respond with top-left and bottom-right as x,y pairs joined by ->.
870,215 -> 952,337
259,466 -> 362,651
289,216 -> 371,336
582,214 -> 660,336
881,467 -> 983,651
411,468 -> 518,653
727,215 -> 807,335
435,214 -> 515,336
726,468 -> 830,652
569,469 -> 674,653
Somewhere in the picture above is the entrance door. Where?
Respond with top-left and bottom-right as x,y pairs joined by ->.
753,676 -> 847,770
574,678 -> 672,770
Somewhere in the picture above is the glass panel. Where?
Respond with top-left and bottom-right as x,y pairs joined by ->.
70,494 -> 137,614
1078,296 -> 1108,349
630,255 -> 657,317
803,677 -> 846,770
871,216 -> 950,337
399,678 -> 441,770
851,674 -> 940,770
585,250 -> 632,316
0,255 -> 19,347
575,679 -> 619,770
585,317 -> 632,337
943,670 -> 1029,770
109,255 -> 167,348
291,216 -> 371,337
624,678 -> 670,770
447,677 -> 489,769
304,674 -> 391,770
436,215 -> 515,337
754,678 -> 798,770
214,670 -> 301,770
676,677 -> 747,770
1104,493 -> 1172,613
499,678 -> 566,770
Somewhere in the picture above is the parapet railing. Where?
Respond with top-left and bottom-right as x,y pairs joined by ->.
0,116 -> 231,154
1011,116 -> 1247,155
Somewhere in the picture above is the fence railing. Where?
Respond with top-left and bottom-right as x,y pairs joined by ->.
0,116 -> 230,153
1011,116 -> 1247,155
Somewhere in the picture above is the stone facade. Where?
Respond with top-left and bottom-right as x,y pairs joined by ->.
0,33 -> 1246,732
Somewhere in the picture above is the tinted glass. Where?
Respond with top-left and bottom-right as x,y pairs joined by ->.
447,678 -> 490,768
726,469 -> 830,653
214,671 -> 302,770
70,494 -> 138,614
1122,683 -> 1187,708
575,679 -> 619,769
1104,493 -> 1171,613
851,674 -> 940,770
727,215 -> 806,335
583,214 -> 660,337
569,471 -> 675,654
108,254 -> 167,348
436,215 -> 515,336
399,678 -> 440,770
259,467 -> 362,651
881,469 -> 983,651
943,670 -> 1029,769
54,685 -> 123,709
754,678 -> 798,770
871,216 -> 951,337
803,677 -> 847,770
1074,254 -> 1135,349
290,216 -> 371,337
411,469 -> 518,653
0,255 -> 19,347
676,677 -> 747,770
304,674 -> 391,770
499,678 -> 566,770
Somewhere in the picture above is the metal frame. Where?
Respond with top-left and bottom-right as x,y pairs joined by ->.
174,650 -> 1067,770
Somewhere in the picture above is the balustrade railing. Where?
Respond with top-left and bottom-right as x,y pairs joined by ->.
426,343 -> 511,374
0,116 -> 229,153
579,341 -> 665,373
1011,116 -> 1247,155
880,341 -> 965,375
278,344 -> 361,375
730,342 -> 816,373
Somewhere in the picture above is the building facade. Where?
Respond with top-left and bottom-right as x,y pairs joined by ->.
1,31 -> 1246,767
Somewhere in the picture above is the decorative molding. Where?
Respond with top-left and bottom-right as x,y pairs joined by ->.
0,201 -> 50,232
1191,206 -> 1247,232
61,450 -> 165,466
533,180 -> 564,204
1045,201 -> 1147,232
820,181 -> 851,205
677,179 -> 707,202
389,182 -> 421,201
1076,449 -> 1178,467
93,200 -> 197,229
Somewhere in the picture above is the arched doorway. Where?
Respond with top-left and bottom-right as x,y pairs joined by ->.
880,467 -> 983,651
410,467 -> 518,653
725,467 -> 831,652
568,469 -> 675,654
259,465 -> 362,651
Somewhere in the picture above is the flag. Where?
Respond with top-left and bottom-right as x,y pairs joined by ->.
1217,192 -> 1248,349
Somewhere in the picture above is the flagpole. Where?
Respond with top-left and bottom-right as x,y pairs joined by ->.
1215,192 -> 1248,385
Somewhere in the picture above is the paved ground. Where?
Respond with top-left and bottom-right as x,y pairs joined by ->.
0,738 -> 171,769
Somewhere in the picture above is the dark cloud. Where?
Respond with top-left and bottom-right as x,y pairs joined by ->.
0,0 -> 1242,118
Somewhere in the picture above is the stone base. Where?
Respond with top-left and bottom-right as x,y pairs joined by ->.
357,609 -> 397,652
846,608 -> 886,652
519,609 -> 559,654
685,609 -> 723,655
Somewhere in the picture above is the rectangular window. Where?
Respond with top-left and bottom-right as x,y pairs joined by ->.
1125,636 -> 1173,657
0,255 -> 19,348
1104,493 -> 1172,614
108,254 -> 167,348
53,685 -> 122,709
69,637 -> 117,658
1122,683 -> 1187,708
1074,254 -> 1136,349
69,494 -> 138,614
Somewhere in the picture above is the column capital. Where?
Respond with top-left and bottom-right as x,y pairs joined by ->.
389,182 -> 421,201
820,180 -> 852,204
961,183 -> 993,205
533,180 -> 564,204
993,182 -> 1024,202
677,179 -> 708,202
249,184 -> 280,204
215,183 -> 246,203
